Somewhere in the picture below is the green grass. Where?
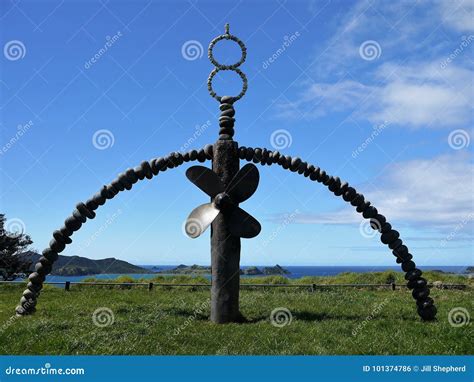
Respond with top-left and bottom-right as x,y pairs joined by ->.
0,274 -> 472,355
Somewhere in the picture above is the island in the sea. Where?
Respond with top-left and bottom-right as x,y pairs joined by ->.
160,264 -> 291,276
19,251 -> 154,276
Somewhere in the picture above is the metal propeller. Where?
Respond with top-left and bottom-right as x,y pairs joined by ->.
184,163 -> 261,239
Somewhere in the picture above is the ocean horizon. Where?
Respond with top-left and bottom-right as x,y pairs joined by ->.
44,265 -> 472,282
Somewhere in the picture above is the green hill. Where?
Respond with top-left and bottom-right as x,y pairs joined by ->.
19,251 -> 154,276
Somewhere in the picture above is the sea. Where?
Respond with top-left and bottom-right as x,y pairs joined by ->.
44,265 -> 471,282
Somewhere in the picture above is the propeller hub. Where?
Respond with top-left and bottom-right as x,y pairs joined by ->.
214,192 -> 234,211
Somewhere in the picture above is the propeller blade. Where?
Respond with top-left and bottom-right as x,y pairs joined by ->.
226,163 -> 260,203
228,207 -> 261,238
186,166 -> 225,198
185,203 -> 219,238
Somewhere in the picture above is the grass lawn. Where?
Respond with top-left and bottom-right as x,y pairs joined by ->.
0,278 -> 472,355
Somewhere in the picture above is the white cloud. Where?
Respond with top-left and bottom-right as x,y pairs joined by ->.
286,153 -> 474,230
438,0 -> 474,32
277,62 -> 473,128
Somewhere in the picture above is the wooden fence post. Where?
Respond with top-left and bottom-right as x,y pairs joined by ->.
391,283 -> 396,291
148,282 -> 153,291
65,281 -> 70,291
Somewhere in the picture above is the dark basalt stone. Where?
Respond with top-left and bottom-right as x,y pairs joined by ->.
49,238 -> 66,253
381,230 -> 400,244
35,262 -> 52,275
92,191 -> 107,205
59,225 -> 73,238
350,193 -> 364,207
42,248 -> 58,263
76,202 -> 95,219
405,268 -> 422,281
304,164 -> 315,177
335,181 -> 348,196
356,200 -> 370,213
28,272 -> 44,284
374,214 -> 386,225
53,230 -> 72,245
271,151 -> 280,163
290,157 -> 301,172
189,150 -> 198,161
393,245 -> 409,258
105,183 -> 120,199
416,297 -> 434,308
323,175 -> 332,186
254,148 -> 263,161
140,160 -> 153,179
111,179 -> 125,192
417,305 -> 437,321
22,289 -> 36,299
134,166 -> 146,180
238,146 -> 246,159
125,168 -> 138,184
370,218 -> 382,231
73,208 -> 87,223
389,239 -> 403,250
343,187 -> 356,202
182,152 -> 191,162
401,260 -> 416,272
320,171 -> 329,183
282,155 -> 291,170
85,198 -> 99,211
407,277 -> 427,290
362,205 -> 377,219
397,253 -> 413,264
245,147 -> 254,161
197,149 -> 206,162
20,296 -> 36,307
328,176 -> 340,192
412,287 -> 430,300
297,161 -> 307,174
204,145 -> 213,159
27,281 -> 41,292
380,222 -> 392,233
65,215 -> 82,232
150,159 -> 160,175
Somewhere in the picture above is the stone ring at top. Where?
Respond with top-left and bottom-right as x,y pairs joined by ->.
208,24 -> 247,69
207,24 -> 248,102
207,67 -> 248,102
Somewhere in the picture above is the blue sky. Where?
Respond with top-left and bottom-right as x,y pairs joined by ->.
1,0 -> 472,266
